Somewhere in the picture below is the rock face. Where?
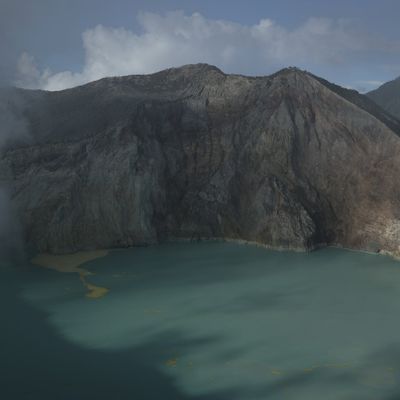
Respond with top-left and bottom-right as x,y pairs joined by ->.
367,76 -> 400,119
2,64 -> 400,255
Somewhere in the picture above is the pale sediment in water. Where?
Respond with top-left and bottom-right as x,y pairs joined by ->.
31,250 -> 109,299
9,242 -> 400,399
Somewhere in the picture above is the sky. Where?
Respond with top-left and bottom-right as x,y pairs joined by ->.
1,0 -> 400,92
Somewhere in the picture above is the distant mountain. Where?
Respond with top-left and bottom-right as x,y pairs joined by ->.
2,64 -> 400,257
367,76 -> 400,119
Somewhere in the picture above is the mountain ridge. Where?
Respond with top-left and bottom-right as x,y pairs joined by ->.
4,64 -> 400,146
367,76 -> 400,120
2,64 -> 400,256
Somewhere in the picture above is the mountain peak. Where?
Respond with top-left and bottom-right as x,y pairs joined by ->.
272,66 -> 309,78
156,63 -> 224,77
278,66 -> 304,73
171,63 -> 223,72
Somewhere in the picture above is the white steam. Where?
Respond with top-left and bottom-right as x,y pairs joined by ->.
0,90 -> 29,263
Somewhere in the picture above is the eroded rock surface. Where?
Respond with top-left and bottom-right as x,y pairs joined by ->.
1,64 -> 400,255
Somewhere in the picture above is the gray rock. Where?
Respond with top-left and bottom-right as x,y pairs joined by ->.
2,64 -> 400,256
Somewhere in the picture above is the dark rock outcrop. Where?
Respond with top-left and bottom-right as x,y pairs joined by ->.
2,64 -> 400,256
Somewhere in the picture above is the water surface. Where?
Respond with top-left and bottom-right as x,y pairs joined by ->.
3,242 -> 400,399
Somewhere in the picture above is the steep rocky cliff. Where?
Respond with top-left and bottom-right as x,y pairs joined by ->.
2,64 -> 400,255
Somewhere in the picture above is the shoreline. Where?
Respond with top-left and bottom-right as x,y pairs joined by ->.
30,237 -> 400,283
165,236 -> 400,260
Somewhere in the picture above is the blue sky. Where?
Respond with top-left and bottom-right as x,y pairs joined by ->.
2,0 -> 400,91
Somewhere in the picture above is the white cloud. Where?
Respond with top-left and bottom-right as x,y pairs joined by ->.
15,11 -> 377,91
15,53 -> 42,89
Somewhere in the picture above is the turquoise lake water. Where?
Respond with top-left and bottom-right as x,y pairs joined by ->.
3,242 -> 400,399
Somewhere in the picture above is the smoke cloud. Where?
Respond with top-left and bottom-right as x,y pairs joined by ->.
0,185 -> 25,264
0,89 -> 30,265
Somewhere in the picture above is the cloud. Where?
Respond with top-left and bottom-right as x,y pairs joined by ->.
15,11 -> 379,91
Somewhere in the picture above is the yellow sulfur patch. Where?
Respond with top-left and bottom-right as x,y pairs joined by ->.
31,250 -> 108,273
32,250 -> 109,299
85,283 -> 110,299
165,358 -> 178,367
